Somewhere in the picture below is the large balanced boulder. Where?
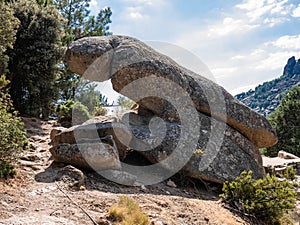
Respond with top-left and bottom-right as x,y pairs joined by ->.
59,35 -> 281,184
65,35 -> 277,148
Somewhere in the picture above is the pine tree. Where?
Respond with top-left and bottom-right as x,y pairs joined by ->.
266,86 -> 300,156
54,0 -> 112,102
7,0 -> 63,118
0,2 -> 20,75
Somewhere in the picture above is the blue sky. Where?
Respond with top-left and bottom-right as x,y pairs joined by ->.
89,0 -> 300,96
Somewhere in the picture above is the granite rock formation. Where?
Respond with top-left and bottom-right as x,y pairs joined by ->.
48,35 -> 280,184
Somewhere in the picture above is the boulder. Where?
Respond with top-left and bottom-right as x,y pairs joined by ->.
51,121 -> 132,159
65,35 -> 277,148
49,138 -> 121,171
125,112 -> 264,183
56,165 -> 85,187
50,127 -> 65,141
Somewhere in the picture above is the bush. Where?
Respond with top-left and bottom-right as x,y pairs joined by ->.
281,166 -> 296,181
94,105 -> 107,116
0,75 -> 28,178
72,102 -> 91,125
109,196 -> 149,225
56,100 -> 91,127
221,171 -> 297,224
0,161 -> 16,179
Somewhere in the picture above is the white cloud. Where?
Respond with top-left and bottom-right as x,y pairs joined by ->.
212,67 -> 238,78
208,17 -> 259,36
263,17 -> 288,27
123,6 -> 147,20
90,0 -> 98,7
129,11 -> 143,19
235,0 -> 292,24
230,55 -> 246,60
235,0 -> 264,11
292,4 -> 300,17
255,51 -> 297,70
271,35 -> 300,50
250,48 -> 266,57
231,84 -> 257,95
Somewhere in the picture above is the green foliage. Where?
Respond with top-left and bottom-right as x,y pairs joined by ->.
117,96 -> 135,109
72,102 -> 91,125
54,0 -> 112,46
221,171 -> 297,224
280,166 -> 296,181
235,72 -> 300,116
54,0 -> 112,102
193,148 -> 204,156
0,161 -> 16,179
0,75 -> 28,178
56,100 -> 91,127
75,81 -> 100,112
7,0 -> 63,118
266,86 -> 300,156
0,2 -> 20,75
56,99 -> 74,123
109,196 -> 149,225
94,106 -> 107,116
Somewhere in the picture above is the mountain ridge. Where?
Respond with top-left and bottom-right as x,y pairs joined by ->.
235,56 -> 300,116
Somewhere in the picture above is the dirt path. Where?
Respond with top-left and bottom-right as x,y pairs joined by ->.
0,117 -> 252,225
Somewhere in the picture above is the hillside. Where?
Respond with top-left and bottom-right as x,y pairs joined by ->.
0,117 -> 252,225
235,56 -> 300,116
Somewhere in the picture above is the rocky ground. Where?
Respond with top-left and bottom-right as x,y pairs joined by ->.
0,117 -> 277,225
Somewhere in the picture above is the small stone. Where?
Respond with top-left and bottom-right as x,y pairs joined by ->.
79,185 -> 86,191
56,165 -> 85,187
166,180 -> 177,188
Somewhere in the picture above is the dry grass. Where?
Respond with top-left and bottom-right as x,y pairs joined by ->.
109,196 -> 149,225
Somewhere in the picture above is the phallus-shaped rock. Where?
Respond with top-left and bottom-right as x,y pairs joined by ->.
65,35 -> 277,148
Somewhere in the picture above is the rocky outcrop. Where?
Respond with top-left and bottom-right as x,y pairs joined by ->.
65,35 -> 277,148
50,138 -> 121,171
51,121 -> 131,159
50,35 -> 281,184
283,56 -> 296,75
125,112 -> 264,183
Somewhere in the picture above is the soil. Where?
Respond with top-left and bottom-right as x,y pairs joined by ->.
0,117 -> 261,225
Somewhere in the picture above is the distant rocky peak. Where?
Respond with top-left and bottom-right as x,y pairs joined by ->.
283,56 -> 300,76
293,58 -> 300,75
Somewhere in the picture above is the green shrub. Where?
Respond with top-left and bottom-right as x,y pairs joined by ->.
94,105 -> 107,116
221,171 -> 297,224
0,161 -> 16,179
56,100 -> 91,127
281,166 -> 296,181
109,196 -> 149,225
72,102 -> 91,125
0,75 -> 28,178
56,100 -> 74,124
